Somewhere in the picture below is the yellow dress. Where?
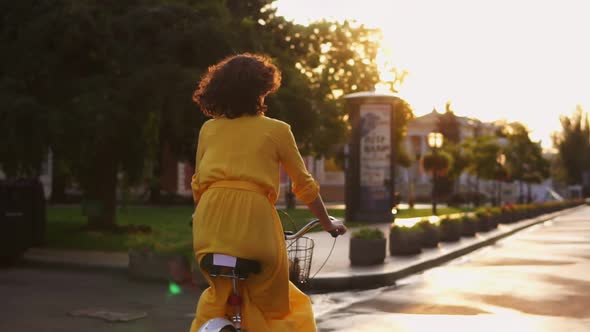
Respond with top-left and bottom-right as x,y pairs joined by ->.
189,115 -> 319,332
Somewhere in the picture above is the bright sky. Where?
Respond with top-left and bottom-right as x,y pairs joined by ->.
275,0 -> 590,148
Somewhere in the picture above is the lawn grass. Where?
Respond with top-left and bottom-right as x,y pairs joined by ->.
46,205 -> 195,252
45,205 -> 470,253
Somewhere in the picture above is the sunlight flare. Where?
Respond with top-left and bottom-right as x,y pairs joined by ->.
275,0 -> 590,147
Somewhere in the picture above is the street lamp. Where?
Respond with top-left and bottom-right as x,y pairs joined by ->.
427,132 -> 444,150
427,132 -> 444,215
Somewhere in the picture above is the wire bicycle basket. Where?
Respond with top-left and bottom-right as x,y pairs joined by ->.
286,236 -> 314,290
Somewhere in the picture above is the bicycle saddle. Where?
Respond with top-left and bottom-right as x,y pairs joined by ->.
200,253 -> 261,278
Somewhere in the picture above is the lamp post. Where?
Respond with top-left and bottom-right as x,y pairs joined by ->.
496,153 -> 506,206
427,132 -> 444,215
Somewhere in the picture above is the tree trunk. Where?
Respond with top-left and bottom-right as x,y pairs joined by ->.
431,171 -> 437,215
86,155 -> 118,229
50,162 -> 67,203
149,122 -> 167,204
149,142 -> 163,204
526,183 -> 532,203
149,161 -> 162,204
492,180 -> 499,206
475,175 -> 481,207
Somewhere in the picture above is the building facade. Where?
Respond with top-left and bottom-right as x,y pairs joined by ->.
398,110 -> 509,203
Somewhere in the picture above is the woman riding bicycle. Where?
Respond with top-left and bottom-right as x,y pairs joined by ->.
189,53 -> 347,332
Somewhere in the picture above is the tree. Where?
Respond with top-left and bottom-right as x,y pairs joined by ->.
0,0 -> 234,228
0,0 -> 60,177
259,15 -> 384,158
462,135 -> 501,205
503,122 -> 549,203
521,145 -> 550,203
552,106 -> 590,186
436,102 -> 461,144
441,142 -> 468,192
422,151 -> 453,175
421,150 -> 453,214
0,0 -> 404,227
435,103 -> 463,196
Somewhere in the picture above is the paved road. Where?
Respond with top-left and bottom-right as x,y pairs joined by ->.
0,267 -> 198,331
312,206 -> 590,332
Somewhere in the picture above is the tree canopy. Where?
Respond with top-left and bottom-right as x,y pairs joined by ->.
436,102 -> 461,145
552,106 -> 590,185
0,0 -> 391,227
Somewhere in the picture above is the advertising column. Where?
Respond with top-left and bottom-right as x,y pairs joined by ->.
359,104 -> 392,212
344,91 -> 399,223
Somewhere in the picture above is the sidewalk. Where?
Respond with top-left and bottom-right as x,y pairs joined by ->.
21,205 -> 587,293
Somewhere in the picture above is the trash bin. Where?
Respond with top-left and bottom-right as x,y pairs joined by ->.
0,178 -> 46,261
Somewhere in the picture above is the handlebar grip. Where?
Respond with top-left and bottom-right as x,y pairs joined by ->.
328,229 -> 340,238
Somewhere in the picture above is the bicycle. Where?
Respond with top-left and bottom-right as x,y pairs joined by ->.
197,217 -> 341,332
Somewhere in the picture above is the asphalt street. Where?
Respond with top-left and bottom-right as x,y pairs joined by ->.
0,267 -> 198,331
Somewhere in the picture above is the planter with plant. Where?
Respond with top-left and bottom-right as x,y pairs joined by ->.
417,217 -> 440,248
460,214 -> 477,237
128,234 -> 193,282
475,210 -> 491,232
349,227 -> 387,266
439,215 -> 462,242
389,224 -> 423,256
499,204 -> 516,223
512,205 -> 528,221
486,208 -> 499,229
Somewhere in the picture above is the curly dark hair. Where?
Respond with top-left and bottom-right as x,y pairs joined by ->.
193,53 -> 282,118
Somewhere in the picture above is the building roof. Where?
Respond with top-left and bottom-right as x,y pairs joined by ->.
343,91 -> 398,99
406,109 -> 499,136
409,109 -> 496,128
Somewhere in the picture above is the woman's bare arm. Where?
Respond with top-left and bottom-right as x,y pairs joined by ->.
306,194 -> 347,235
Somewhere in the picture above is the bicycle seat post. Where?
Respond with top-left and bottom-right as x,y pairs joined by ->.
229,269 -> 243,331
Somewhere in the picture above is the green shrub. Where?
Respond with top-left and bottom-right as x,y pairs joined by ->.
127,233 -> 192,257
440,215 -> 462,242
417,217 -> 440,248
422,151 -> 453,174
352,227 -> 385,240
389,224 -> 423,255
488,207 -> 501,216
474,213 -> 491,232
475,210 -> 487,219
461,215 -> 477,237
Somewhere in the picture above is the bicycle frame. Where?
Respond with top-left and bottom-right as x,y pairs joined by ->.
197,218 -> 338,332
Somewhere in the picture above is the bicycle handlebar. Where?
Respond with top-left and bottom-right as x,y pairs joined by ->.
284,217 -> 341,241
190,215 -> 342,240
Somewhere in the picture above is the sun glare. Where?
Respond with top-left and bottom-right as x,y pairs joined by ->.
275,0 -> 590,148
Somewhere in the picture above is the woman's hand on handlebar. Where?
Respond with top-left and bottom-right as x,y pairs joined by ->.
305,194 -> 346,237
323,217 -> 347,238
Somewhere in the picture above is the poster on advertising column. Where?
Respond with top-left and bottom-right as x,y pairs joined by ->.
359,104 -> 391,212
